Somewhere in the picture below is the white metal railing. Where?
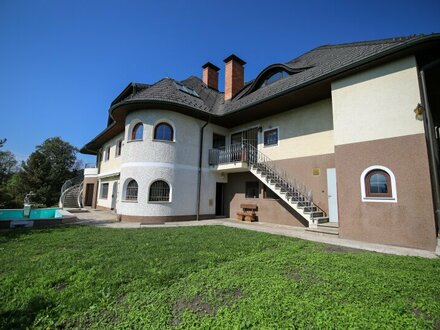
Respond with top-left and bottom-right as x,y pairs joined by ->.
245,141 -> 326,220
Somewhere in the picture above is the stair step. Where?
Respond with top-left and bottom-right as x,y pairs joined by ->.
318,222 -> 339,228
306,227 -> 339,236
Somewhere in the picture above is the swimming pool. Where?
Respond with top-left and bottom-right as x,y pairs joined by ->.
0,208 -> 62,220
0,208 -> 75,229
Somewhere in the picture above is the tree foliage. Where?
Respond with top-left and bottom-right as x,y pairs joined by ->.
0,137 -> 80,208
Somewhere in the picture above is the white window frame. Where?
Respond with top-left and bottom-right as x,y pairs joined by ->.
100,182 -> 109,199
263,127 -> 279,147
115,139 -> 123,157
148,179 -> 172,203
152,119 -> 176,143
360,165 -> 397,203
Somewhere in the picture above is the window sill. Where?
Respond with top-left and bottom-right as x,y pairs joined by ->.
263,143 -> 278,148
152,139 -> 175,143
121,200 -> 138,203
127,139 -> 143,143
362,197 -> 397,203
148,201 -> 172,204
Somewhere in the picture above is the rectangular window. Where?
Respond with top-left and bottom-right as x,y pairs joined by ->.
245,182 -> 259,199
105,146 -> 110,161
263,185 -> 279,199
100,183 -> 109,199
116,140 -> 122,157
264,128 -> 278,146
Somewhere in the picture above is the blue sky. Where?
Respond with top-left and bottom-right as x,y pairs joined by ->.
1,0 -> 439,165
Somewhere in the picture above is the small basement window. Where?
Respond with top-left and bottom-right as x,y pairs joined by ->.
245,182 -> 259,199
360,166 -> 397,203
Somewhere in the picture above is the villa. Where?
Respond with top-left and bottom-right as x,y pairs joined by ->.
75,34 -> 440,252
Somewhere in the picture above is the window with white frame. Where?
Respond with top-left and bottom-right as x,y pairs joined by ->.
105,146 -> 110,161
116,139 -> 122,157
148,180 -> 170,202
125,179 -> 138,201
264,128 -> 278,146
360,165 -> 397,203
100,183 -> 109,199
131,123 -> 143,141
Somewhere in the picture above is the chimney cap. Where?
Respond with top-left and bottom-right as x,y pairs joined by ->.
223,54 -> 246,66
202,62 -> 220,71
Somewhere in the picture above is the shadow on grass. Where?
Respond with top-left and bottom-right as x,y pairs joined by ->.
0,296 -> 54,330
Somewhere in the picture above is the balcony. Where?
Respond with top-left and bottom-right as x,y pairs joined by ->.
208,143 -> 250,173
84,164 -> 98,177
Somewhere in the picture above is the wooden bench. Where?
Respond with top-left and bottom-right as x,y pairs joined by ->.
236,203 -> 258,222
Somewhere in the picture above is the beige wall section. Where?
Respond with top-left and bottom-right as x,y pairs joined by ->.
99,133 -> 124,175
331,56 -> 424,146
230,99 -> 334,160
275,153 -> 335,213
336,134 -> 436,251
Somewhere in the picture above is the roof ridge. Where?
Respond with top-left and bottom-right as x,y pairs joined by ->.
316,35 -> 425,49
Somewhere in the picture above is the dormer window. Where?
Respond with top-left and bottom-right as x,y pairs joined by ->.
259,70 -> 290,89
175,82 -> 200,98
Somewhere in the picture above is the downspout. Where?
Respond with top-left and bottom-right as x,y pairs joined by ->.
419,58 -> 440,235
196,119 -> 209,221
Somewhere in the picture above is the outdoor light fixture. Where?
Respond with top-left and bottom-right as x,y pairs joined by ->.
414,103 -> 425,121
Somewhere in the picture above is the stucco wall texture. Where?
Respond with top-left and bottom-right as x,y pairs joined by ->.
336,134 -> 436,251
117,109 -> 227,218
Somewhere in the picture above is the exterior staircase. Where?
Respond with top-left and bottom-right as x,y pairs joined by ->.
59,175 -> 84,209
306,221 -> 339,235
245,142 -> 329,228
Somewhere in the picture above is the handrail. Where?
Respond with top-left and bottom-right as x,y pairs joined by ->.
209,143 -> 246,165
244,140 -> 326,219
59,175 -> 84,208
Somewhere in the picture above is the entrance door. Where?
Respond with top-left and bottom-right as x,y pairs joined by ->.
84,183 -> 94,206
215,183 -> 224,216
326,168 -> 339,223
111,182 -> 118,211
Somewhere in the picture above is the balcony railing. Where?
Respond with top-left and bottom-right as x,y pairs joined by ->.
209,143 -> 253,165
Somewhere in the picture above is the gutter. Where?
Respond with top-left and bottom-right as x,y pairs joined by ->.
196,119 -> 209,221
419,58 -> 440,235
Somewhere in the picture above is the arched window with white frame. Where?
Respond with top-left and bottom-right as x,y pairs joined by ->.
360,166 -> 397,203
148,180 -> 171,202
124,179 -> 138,201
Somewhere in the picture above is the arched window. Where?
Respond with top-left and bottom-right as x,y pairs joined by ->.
154,123 -> 174,141
131,123 -> 143,140
149,180 -> 170,202
125,179 -> 138,201
365,170 -> 391,197
258,70 -> 290,89
360,166 -> 397,202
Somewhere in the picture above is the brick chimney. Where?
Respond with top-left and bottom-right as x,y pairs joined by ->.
202,62 -> 220,90
223,54 -> 246,101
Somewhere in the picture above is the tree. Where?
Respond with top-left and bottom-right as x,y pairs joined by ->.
0,150 -> 18,207
12,137 -> 80,207
0,138 -> 6,148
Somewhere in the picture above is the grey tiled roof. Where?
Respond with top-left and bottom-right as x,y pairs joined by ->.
113,35 -> 431,117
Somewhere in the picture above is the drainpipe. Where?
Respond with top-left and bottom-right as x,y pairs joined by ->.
196,119 -> 209,221
419,58 -> 440,235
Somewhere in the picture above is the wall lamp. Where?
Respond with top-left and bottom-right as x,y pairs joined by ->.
414,103 -> 425,121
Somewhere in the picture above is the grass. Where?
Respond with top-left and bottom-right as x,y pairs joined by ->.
0,225 -> 439,329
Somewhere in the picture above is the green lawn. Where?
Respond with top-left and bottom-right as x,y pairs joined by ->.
0,226 -> 439,329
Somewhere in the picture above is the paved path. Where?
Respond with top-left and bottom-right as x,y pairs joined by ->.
73,209 -> 439,259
